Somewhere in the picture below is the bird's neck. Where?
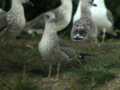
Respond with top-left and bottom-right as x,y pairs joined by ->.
61,0 -> 72,7
81,1 -> 91,18
7,0 -> 26,29
42,22 -> 58,39
8,0 -> 25,20
73,0 -> 91,22
10,0 -> 23,11
60,0 -> 73,13
60,0 -> 73,23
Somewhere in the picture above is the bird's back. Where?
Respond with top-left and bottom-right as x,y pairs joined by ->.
0,12 -> 7,32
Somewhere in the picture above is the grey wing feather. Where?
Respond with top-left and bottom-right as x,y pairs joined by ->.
107,10 -> 114,24
26,14 -> 45,29
59,39 -> 77,59
0,13 -> 7,31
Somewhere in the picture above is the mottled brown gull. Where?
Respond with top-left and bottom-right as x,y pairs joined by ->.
71,0 -> 97,43
24,0 -> 73,35
0,0 -> 31,38
38,14 -> 81,80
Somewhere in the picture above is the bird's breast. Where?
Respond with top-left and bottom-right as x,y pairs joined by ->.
7,5 -> 25,30
91,7 -> 112,29
38,35 -> 56,56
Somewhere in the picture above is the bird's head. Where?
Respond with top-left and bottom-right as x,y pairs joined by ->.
71,28 -> 87,41
44,13 -> 57,33
44,12 -> 56,23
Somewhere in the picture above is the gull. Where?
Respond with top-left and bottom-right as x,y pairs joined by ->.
73,0 -> 114,43
91,0 -> 114,43
38,14 -> 82,80
71,0 -> 98,44
0,0 -> 31,38
24,0 -> 73,35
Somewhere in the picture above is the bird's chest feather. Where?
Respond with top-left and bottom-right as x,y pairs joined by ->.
7,5 -> 25,29
39,35 -> 57,55
91,7 -> 110,26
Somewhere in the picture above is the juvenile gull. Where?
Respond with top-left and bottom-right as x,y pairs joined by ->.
24,0 -> 73,35
71,0 -> 97,43
73,0 -> 114,42
38,14 -> 81,80
91,0 -> 114,42
0,0 -> 31,38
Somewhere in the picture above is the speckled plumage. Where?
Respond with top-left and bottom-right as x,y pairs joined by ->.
71,0 -> 97,42
38,16 -> 81,80
0,0 -> 29,37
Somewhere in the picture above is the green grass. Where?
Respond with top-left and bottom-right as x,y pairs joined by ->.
0,73 -> 40,90
72,66 -> 115,87
0,37 -> 120,89
68,41 -> 120,89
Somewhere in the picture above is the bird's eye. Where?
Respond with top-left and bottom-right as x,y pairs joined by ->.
92,3 -> 97,7
46,14 -> 50,19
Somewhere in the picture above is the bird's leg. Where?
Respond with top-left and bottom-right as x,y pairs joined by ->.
94,38 -> 98,46
90,38 -> 98,47
102,28 -> 106,44
56,63 -> 61,80
95,38 -> 101,47
48,64 -> 52,80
